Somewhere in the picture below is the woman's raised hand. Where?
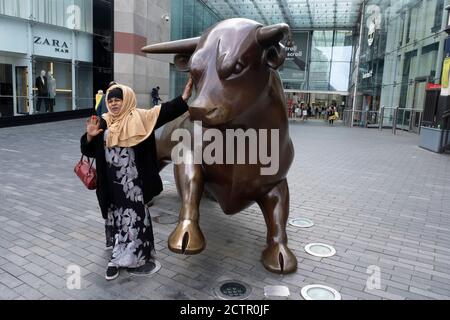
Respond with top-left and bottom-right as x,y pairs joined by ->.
86,116 -> 104,142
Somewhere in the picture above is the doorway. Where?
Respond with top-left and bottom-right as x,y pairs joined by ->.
411,78 -> 427,133
0,63 -> 13,117
285,91 -> 347,120
15,66 -> 28,114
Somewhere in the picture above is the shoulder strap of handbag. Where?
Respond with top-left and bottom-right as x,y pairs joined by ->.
80,154 -> 95,169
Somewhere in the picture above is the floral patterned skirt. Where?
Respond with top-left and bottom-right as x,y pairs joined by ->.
104,144 -> 155,268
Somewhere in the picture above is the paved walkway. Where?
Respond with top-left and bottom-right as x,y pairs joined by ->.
0,119 -> 449,300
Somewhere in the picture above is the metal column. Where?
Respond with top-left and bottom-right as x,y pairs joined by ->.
27,21 -> 34,114
351,1 -> 365,128
72,31 -> 77,110
379,106 -> 384,131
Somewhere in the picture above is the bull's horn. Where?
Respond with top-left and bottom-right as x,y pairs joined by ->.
256,23 -> 290,47
141,37 -> 200,54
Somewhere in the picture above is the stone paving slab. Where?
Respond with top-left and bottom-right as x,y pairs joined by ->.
0,119 -> 449,300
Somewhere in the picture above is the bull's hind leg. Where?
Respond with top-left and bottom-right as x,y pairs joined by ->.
257,179 -> 297,274
168,162 -> 206,254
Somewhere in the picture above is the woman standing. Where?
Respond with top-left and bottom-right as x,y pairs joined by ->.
80,78 -> 193,280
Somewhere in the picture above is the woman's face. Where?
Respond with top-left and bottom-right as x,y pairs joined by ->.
108,98 -> 123,115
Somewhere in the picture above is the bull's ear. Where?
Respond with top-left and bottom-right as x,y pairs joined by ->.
264,44 -> 286,70
257,24 -> 289,70
174,54 -> 192,72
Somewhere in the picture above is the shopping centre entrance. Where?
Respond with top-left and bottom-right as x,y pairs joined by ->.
285,90 -> 348,119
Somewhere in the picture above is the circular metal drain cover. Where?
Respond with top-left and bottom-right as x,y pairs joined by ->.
214,280 -> 252,300
301,285 -> 341,300
305,243 -> 336,258
127,260 -> 161,276
152,214 -> 178,224
289,218 -> 314,228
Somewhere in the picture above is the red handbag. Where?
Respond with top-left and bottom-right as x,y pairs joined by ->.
74,155 -> 97,190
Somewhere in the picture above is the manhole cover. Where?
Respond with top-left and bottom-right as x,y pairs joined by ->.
264,285 -> 290,299
304,243 -> 336,258
289,218 -> 314,228
214,280 -> 252,300
301,285 -> 341,300
152,214 -> 178,224
127,260 -> 161,276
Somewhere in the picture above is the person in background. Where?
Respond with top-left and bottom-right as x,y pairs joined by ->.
95,90 -> 103,110
328,106 -> 335,126
287,95 -> 293,118
151,86 -> 161,107
94,81 -> 117,117
301,103 -> 308,121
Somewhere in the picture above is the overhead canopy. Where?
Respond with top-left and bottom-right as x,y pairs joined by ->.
202,0 -> 364,29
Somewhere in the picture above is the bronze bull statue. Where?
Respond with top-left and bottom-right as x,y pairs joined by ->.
143,18 -> 297,274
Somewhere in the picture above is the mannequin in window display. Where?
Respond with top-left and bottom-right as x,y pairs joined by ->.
35,70 -> 48,113
47,71 -> 56,113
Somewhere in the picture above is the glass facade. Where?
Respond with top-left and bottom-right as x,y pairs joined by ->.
352,0 -> 447,117
308,30 -> 353,92
170,0 -> 220,99
0,0 -> 113,119
171,0 -> 354,97
282,29 -> 353,92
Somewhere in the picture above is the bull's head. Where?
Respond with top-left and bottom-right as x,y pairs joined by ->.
142,18 -> 290,126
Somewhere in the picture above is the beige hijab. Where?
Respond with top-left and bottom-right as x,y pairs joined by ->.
102,84 -> 161,148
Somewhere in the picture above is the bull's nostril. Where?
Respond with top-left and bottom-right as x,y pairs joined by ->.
206,108 -> 219,116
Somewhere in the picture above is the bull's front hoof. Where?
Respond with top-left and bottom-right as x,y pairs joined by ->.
168,220 -> 206,254
262,243 -> 297,274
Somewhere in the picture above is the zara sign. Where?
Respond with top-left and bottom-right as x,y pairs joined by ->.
34,36 -> 70,54
32,25 -> 72,59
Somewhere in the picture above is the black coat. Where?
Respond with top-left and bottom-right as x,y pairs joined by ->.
35,76 -> 48,96
80,96 -> 188,219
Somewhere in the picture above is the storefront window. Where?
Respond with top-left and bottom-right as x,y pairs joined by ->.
355,0 -> 446,115
77,62 -> 93,110
0,0 -> 113,119
33,59 -> 72,112
432,0 -> 445,32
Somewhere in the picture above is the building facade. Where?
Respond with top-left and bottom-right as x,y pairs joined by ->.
169,0 -> 356,110
113,0 -> 172,107
350,0 -> 448,129
169,0 -> 220,99
282,29 -> 354,110
0,0 -> 113,125
1,0 -> 448,131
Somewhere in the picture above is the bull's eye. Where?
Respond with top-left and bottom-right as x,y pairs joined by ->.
234,62 -> 245,75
